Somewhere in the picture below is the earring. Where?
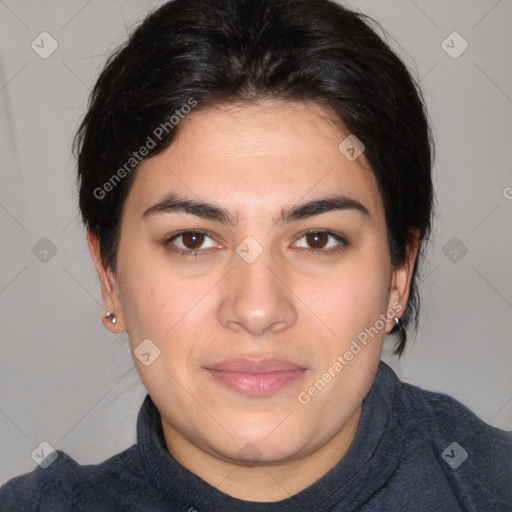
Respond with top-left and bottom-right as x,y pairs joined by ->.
104,311 -> 117,324
393,316 -> 403,333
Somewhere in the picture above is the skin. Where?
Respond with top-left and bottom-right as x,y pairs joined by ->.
87,100 -> 419,502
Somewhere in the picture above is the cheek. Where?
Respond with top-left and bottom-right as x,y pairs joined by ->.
117,252 -> 219,360
295,251 -> 391,345
294,260 -> 389,419
120,275 -> 196,339
117,270 -> 205,396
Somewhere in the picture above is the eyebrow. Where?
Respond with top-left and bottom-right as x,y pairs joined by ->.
142,192 -> 370,225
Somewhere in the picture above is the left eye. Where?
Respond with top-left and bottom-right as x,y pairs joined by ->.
293,231 -> 346,251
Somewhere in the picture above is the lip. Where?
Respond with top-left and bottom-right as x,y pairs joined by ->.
204,357 -> 307,395
206,357 -> 306,373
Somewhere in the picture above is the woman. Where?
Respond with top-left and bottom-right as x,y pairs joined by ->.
1,0 -> 510,510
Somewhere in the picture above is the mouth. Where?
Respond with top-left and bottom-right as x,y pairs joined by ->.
204,357 -> 307,395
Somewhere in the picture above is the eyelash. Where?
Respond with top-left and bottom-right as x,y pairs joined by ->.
164,229 -> 348,257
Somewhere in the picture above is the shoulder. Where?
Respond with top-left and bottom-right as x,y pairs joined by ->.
0,445 -> 147,512
397,376 -> 512,508
400,376 -> 512,451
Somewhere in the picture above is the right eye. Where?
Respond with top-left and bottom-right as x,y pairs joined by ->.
165,230 -> 220,256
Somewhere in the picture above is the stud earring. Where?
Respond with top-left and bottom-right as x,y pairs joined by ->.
104,311 -> 117,324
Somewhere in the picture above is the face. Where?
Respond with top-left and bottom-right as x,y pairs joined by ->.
89,100 -> 414,467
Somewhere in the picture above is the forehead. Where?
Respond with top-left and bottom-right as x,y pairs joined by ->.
124,100 -> 385,224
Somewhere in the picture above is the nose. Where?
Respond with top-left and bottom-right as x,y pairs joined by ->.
217,250 -> 298,336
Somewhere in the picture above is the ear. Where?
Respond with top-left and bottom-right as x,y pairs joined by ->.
385,228 -> 420,333
86,230 -> 126,333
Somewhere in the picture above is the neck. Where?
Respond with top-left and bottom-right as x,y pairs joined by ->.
161,405 -> 362,502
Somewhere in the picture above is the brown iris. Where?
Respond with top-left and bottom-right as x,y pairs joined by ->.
181,231 -> 205,249
305,231 -> 329,249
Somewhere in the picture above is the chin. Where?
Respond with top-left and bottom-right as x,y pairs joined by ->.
210,422 -> 307,463
218,438 -> 302,466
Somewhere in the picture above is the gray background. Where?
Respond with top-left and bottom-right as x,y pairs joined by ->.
0,0 -> 511,484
